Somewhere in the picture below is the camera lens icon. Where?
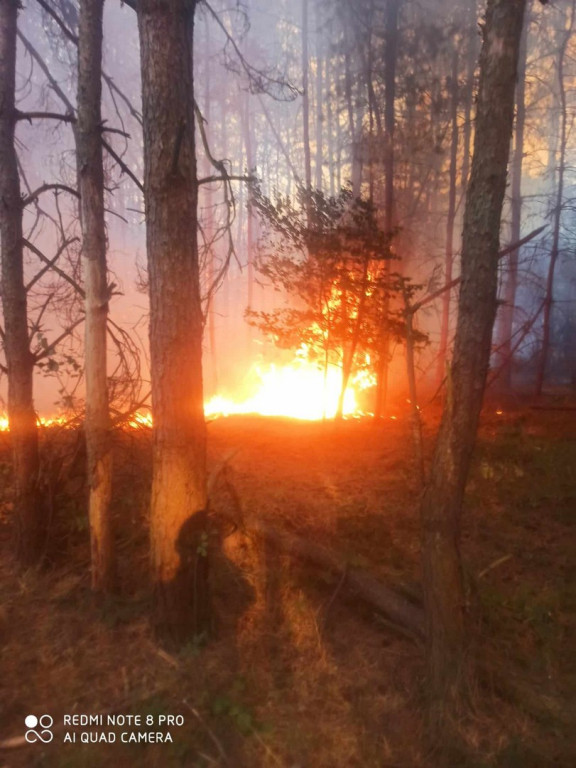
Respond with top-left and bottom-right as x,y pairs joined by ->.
25,714 -> 54,744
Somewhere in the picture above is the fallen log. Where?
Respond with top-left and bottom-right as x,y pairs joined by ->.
214,466 -> 425,641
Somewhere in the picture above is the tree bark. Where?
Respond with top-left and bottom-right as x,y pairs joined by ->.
137,0 -> 209,645
78,0 -> 114,593
0,0 -> 44,567
419,0 -> 526,724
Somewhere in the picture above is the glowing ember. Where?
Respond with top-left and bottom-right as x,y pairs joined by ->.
127,412 -> 153,429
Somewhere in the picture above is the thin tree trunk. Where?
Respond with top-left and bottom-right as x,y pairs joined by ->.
460,0 -> 478,195
419,0 -> 526,727
375,0 -> 399,419
0,0 -> 43,567
403,291 -> 425,488
536,1 -> 574,396
497,16 -> 528,390
302,0 -> 312,199
314,3 -> 323,192
436,48 -> 460,387
336,259 -> 370,419
78,0 -> 114,592
137,0 -> 209,645
326,52 -> 335,197
242,92 -> 256,313
202,14 -> 218,395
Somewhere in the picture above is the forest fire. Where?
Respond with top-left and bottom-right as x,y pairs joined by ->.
0,414 -> 72,431
205,358 -> 365,420
0,361 -> 367,431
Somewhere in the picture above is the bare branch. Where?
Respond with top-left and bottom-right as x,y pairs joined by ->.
25,237 -> 79,292
22,183 -> 79,208
199,173 -> 255,185
102,138 -> 144,192
34,317 -> 85,363
410,225 -> 547,315
28,292 -> 55,340
35,0 -> 78,44
24,239 -> 86,299
202,0 -> 298,101
19,30 -> 141,192
16,110 -> 74,124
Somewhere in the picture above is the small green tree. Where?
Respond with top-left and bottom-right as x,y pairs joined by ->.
248,186 -> 424,417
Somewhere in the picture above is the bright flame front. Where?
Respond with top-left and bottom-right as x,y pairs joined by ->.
0,357 -> 371,430
205,358 -> 360,420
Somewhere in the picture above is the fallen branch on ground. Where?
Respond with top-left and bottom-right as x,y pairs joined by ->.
214,465 -> 425,641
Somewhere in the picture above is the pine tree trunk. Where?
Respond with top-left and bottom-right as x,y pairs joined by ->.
78,0 -> 114,593
0,0 -> 43,568
419,0 -> 526,727
137,0 -> 209,645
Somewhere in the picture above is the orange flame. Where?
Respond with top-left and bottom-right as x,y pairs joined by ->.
0,354 -> 374,430
205,358 -> 364,420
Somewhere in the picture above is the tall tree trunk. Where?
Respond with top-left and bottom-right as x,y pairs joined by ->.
436,48 -> 459,388
314,2 -> 323,192
242,91 -> 256,313
375,0 -> 399,419
302,0 -> 312,199
137,0 -> 209,645
78,0 -> 114,593
419,0 -> 526,727
460,0 -> 478,195
536,1 -> 574,396
0,0 -> 43,567
202,14 -> 218,396
326,51 -> 335,197
497,16 -> 528,390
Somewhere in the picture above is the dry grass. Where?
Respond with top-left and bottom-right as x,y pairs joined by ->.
0,404 -> 574,767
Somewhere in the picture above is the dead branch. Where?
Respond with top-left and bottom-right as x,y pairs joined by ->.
183,700 -> 232,767
24,239 -> 85,298
34,317 -> 85,363
25,237 -> 79,292
101,137 -> 144,192
199,173 -> 255,186
216,466 -> 425,639
16,109 -> 74,124
478,554 -> 513,579
21,183 -> 78,208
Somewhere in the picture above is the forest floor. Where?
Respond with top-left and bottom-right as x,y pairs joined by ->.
0,399 -> 575,767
